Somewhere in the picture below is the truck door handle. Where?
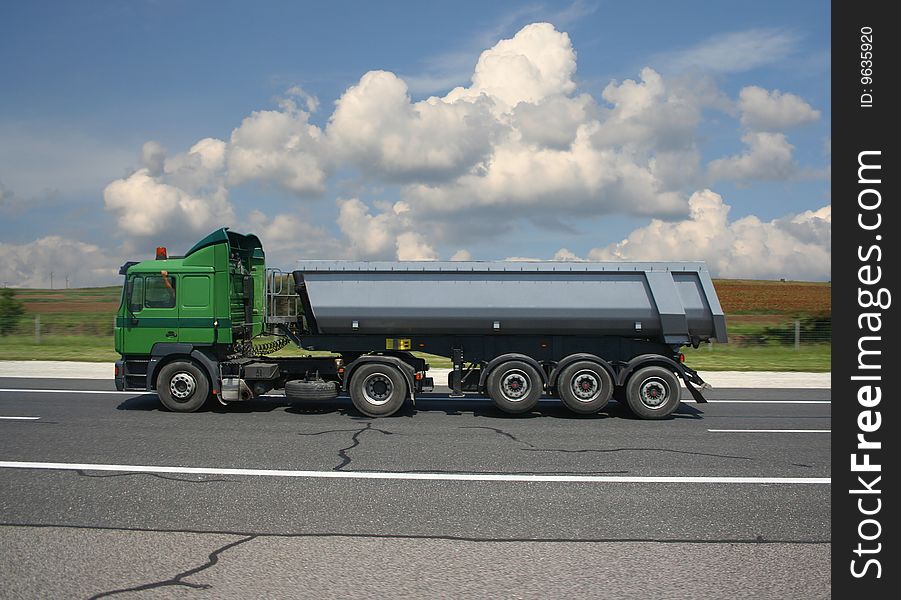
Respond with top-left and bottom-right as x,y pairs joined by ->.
165,331 -> 177,338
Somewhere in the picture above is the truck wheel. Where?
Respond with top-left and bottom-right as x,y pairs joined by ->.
487,361 -> 542,414
558,361 -> 613,414
625,366 -> 681,420
157,360 -> 210,413
349,363 -> 407,417
285,379 -> 339,401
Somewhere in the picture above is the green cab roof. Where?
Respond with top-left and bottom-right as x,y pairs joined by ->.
185,227 -> 263,258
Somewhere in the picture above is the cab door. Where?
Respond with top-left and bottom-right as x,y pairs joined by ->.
121,274 -> 179,354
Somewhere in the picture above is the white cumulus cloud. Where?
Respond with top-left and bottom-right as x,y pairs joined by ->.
336,198 -> 438,260
103,168 -> 234,239
445,22 -> 577,110
588,189 -> 830,280
226,94 -> 327,195
708,132 -> 798,182
327,70 -> 498,181
1,236 -> 120,288
246,209 -> 346,263
738,86 -> 821,131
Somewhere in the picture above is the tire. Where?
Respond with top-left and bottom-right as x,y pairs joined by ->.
486,361 -> 542,414
285,379 -> 339,401
349,363 -> 407,417
156,360 -> 210,413
625,366 -> 681,420
557,361 -> 614,415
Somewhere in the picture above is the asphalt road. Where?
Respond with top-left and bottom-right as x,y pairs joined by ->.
0,377 -> 831,599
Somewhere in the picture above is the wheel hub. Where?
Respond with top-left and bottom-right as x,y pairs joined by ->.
501,371 -> 529,401
362,373 -> 394,406
639,378 -> 668,408
571,370 -> 600,402
169,372 -> 196,401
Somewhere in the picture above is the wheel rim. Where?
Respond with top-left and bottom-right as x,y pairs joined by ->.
638,377 -> 669,409
169,372 -> 197,402
570,369 -> 602,403
362,373 -> 394,406
500,370 -> 530,402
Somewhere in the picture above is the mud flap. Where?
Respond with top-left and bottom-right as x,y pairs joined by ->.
680,365 -> 710,403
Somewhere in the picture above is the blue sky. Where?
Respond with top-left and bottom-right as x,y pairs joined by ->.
0,0 -> 830,286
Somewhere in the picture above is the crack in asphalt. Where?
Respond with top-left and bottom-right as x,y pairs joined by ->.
522,447 -> 754,461
87,534 -> 257,599
75,470 -> 236,484
459,426 -> 535,447
298,422 -> 395,470
0,521 -> 831,545
460,425 -> 754,463
336,422 -> 394,470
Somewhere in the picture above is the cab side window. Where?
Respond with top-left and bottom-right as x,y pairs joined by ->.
128,276 -> 144,312
144,275 -> 176,309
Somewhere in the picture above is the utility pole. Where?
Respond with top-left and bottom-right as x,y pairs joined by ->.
49,272 -> 53,290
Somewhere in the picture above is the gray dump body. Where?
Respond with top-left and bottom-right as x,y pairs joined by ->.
293,262 -> 727,345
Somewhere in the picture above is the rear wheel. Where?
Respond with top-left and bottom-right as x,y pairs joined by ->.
625,366 -> 681,420
558,361 -> 613,414
349,363 -> 407,417
487,361 -> 542,414
157,360 -> 210,412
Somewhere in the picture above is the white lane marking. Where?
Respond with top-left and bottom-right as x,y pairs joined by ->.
685,400 -> 829,404
0,416 -> 41,420
708,429 -> 830,433
0,460 -> 830,484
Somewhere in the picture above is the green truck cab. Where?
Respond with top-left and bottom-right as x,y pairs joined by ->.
114,228 -> 265,397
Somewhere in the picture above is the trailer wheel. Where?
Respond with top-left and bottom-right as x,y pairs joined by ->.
156,360 -> 210,413
625,366 -> 681,420
558,361 -> 614,415
487,361 -> 542,414
349,363 -> 407,417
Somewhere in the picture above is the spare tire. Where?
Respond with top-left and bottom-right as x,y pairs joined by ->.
285,379 -> 339,401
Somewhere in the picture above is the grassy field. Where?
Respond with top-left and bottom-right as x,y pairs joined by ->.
0,279 -> 830,371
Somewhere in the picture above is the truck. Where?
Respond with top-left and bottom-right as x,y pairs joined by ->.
114,228 -> 727,419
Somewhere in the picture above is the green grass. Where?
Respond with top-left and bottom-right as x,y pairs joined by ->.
0,335 -> 119,362
682,344 -> 831,372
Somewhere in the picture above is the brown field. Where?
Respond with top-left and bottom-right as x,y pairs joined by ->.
712,279 -> 831,315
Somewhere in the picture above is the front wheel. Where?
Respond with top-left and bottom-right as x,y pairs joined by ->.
156,360 -> 210,412
624,366 -> 681,420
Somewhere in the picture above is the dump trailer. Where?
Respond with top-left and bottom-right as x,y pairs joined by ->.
115,228 -> 727,419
